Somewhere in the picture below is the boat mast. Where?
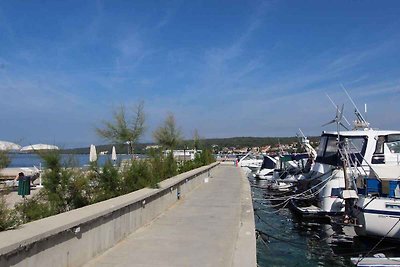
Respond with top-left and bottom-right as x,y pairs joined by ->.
341,84 -> 370,130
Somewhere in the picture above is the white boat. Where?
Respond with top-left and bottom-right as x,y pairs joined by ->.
238,152 -> 263,172
353,165 -> 400,240
273,154 -> 310,182
293,128 -> 400,218
254,155 -> 276,180
268,180 -> 293,192
351,255 -> 400,267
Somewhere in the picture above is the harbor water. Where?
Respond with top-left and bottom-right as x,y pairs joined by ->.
250,172 -> 400,267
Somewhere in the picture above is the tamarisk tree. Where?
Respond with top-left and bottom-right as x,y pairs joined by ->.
97,102 -> 146,154
153,113 -> 182,150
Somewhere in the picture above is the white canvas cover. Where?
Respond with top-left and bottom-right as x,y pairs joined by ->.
111,146 -> 117,161
89,144 -> 97,162
370,165 -> 400,180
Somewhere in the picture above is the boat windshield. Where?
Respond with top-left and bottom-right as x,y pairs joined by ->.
386,134 -> 400,153
261,156 -> 275,169
316,134 -> 367,166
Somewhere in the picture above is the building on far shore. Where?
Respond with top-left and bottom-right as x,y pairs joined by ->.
165,149 -> 200,161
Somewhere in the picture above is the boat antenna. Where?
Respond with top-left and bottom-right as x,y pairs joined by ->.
326,93 -> 351,127
340,84 -> 370,129
364,103 -> 368,125
298,128 -> 306,139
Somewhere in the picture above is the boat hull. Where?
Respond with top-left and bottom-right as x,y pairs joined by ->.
355,196 -> 400,240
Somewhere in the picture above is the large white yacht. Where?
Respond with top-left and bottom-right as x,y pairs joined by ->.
292,128 -> 400,219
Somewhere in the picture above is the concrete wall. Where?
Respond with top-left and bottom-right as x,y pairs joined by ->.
0,162 -> 219,267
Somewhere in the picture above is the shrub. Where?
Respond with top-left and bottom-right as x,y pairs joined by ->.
40,151 -> 91,213
67,171 -> 92,208
163,152 -> 178,179
1,146 -> 215,231
92,161 -> 123,202
123,159 -> 155,191
14,193 -> 53,223
147,149 -> 166,183
0,195 -> 20,231
177,149 -> 215,174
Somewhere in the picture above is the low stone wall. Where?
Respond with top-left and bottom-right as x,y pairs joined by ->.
0,162 -> 219,267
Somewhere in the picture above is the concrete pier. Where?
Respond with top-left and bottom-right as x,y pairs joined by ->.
84,165 -> 256,267
0,164 -> 255,267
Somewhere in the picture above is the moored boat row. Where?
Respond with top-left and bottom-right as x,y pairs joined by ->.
247,103 -> 400,266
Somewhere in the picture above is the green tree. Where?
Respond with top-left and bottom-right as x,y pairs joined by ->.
193,129 -> 201,150
153,113 -> 182,150
96,102 -> 146,154
152,114 -> 182,180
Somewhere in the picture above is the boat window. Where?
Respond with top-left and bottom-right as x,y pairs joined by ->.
316,135 -> 339,165
324,136 -> 338,157
347,137 -> 367,154
331,187 -> 344,197
374,136 -> 385,154
386,135 -> 400,153
316,134 -> 367,166
386,203 -> 400,210
317,136 -> 327,157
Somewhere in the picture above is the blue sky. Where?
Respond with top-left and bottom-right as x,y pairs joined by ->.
1,1 -> 400,148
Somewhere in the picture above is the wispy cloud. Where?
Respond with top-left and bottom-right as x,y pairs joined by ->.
155,4 -> 178,30
351,80 -> 400,97
1,1 -> 400,144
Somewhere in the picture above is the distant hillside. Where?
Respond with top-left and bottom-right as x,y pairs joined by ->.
61,143 -> 150,154
193,136 -> 320,148
61,136 -> 320,154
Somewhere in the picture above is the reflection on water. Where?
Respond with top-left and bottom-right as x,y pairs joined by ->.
250,173 -> 400,267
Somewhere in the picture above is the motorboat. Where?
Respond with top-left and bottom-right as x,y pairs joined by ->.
292,128 -> 400,219
238,152 -> 263,172
254,155 -> 276,180
268,180 -> 294,192
353,164 -> 400,240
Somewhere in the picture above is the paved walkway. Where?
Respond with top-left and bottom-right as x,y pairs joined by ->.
84,165 -> 252,267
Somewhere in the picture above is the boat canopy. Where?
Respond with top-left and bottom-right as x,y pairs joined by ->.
370,165 -> 400,181
261,155 -> 276,169
315,134 -> 367,167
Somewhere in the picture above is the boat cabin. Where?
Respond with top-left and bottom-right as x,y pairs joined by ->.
315,130 -> 400,168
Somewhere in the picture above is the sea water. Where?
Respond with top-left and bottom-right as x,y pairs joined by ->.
250,173 -> 400,267
7,153 -> 139,168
